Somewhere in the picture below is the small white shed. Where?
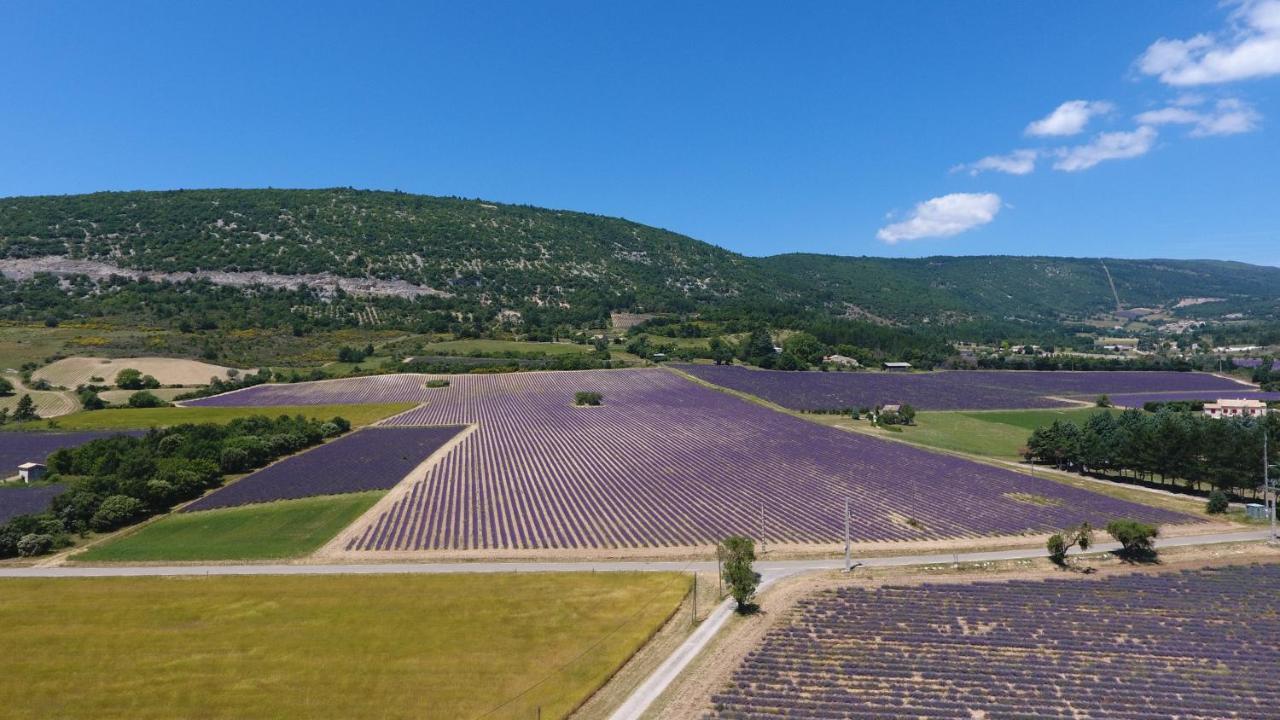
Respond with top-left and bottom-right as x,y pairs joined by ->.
18,462 -> 45,483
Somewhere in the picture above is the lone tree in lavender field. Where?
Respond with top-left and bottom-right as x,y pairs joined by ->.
721,536 -> 761,614
574,391 -> 603,406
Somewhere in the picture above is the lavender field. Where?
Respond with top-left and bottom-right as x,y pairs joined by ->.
711,564 -> 1280,719
679,364 -> 1251,411
0,483 -> 66,524
0,431 -> 145,473
1108,390 -> 1280,408
338,369 -> 1190,552
183,426 -> 464,511
1233,358 -> 1280,370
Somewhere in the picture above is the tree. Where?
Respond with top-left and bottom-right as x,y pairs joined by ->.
720,535 -> 761,613
115,368 -> 145,390
12,394 -> 39,422
127,391 -> 167,408
738,328 -> 775,364
1106,519 -> 1158,561
79,389 -> 106,411
1205,490 -> 1229,514
574,391 -> 603,406
708,336 -> 736,365
781,332 -> 825,366
89,495 -> 147,532
1095,394 -> 1112,408
1046,522 -> 1093,566
897,404 -> 916,425
0,377 -> 13,396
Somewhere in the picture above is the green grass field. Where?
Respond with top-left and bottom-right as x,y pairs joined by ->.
421,338 -> 592,356
77,493 -> 383,562
0,572 -> 689,719
886,407 -> 1115,459
9,402 -> 415,431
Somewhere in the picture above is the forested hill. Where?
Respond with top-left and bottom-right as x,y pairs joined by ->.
758,254 -> 1280,323
1,188 -> 1277,325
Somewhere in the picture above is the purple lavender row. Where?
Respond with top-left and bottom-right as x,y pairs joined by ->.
343,369 -> 1193,551
0,483 -> 67,524
709,564 -> 1280,719
0,430 -> 146,472
183,426 -> 464,511
678,364 -> 1250,411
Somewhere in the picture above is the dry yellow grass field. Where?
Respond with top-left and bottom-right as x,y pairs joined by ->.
0,572 -> 689,720
34,356 -> 252,387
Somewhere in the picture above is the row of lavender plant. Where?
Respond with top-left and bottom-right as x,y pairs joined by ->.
679,364 -> 1250,411
711,564 -> 1280,719
183,426 -> 464,511
340,369 -> 1192,551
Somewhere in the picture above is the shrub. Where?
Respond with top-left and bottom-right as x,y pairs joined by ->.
79,389 -> 106,410
127,391 -> 167,408
1095,394 -> 1112,408
89,495 -> 147,532
1106,519 -> 1158,561
115,368 -> 144,389
574,391 -> 603,406
425,379 -> 450,388
16,533 -> 54,557
1206,490 -> 1229,514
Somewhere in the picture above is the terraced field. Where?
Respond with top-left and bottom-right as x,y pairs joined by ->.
710,563 -> 1280,719
678,364 -> 1252,411
303,370 -> 1190,552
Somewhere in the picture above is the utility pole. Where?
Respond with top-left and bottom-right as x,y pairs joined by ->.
1266,429 -> 1276,543
716,545 -> 723,599
692,572 -> 698,625
843,497 -> 851,572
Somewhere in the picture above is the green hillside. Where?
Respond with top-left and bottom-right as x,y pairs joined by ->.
1,188 -> 1278,328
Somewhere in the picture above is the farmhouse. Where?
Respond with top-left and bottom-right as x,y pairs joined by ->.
882,362 -> 912,371
1203,398 -> 1270,419
18,462 -> 46,483
823,354 -> 860,367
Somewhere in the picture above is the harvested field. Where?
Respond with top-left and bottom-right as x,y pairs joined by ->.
97,387 -> 189,405
185,373 -> 431,406
0,386 -> 77,418
709,563 -> 1280,719
34,356 -> 250,388
678,364 -> 1251,411
328,369 -> 1191,553
0,484 -> 66,524
184,426 -> 465,511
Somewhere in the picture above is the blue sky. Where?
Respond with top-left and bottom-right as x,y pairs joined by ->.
3,1 -> 1278,265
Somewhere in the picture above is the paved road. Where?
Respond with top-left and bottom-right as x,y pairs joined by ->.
0,528 -> 1269,579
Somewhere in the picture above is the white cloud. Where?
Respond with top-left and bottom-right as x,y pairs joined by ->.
1025,100 -> 1114,136
876,193 -> 1002,244
953,149 -> 1038,176
1052,126 -> 1158,172
1137,0 -> 1280,85
1136,98 -> 1261,136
